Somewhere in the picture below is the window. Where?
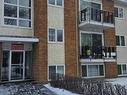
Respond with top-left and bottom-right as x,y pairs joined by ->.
114,7 -> 124,18
48,0 -> 64,6
116,36 -> 125,46
2,51 -> 9,81
48,28 -> 64,43
118,64 -> 127,76
4,0 -> 32,28
48,65 -> 64,80
81,33 -> 103,59
49,28 -> 55,42
25,51 -> 32,79
57,29 -> 63,42
82,64 -> 104,77
49,0 -> 55,5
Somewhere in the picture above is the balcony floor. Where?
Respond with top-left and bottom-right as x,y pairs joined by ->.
79,20 -> 114,31
80,58 -> 116,63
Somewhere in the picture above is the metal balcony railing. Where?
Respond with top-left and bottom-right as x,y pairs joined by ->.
80,7 -> 114,24
80,46 -> 116,59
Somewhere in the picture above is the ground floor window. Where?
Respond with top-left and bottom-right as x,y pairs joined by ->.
82,64 -> 104,77
118,64 -> 127,76
48,65 -> 64,80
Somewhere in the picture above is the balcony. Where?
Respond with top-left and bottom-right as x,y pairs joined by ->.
79,7 -> 114,30
80,46 -> 116,62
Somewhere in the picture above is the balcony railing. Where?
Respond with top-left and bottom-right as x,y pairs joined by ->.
103,11 -> 114,24
80,7 -> 114,29
80,46 -> 116,60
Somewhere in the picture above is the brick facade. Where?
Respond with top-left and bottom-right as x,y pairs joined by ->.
33,0 -> 48,82
105,62 -> 118,78
102,0 -> 117,78
64,0 -> 79,76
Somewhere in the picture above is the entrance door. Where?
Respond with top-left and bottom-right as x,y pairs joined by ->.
10,51 -> 25,81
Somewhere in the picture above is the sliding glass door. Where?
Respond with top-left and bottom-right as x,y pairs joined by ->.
81,33 -> 103,59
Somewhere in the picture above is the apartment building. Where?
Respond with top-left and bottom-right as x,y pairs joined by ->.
0,0 -> 126,82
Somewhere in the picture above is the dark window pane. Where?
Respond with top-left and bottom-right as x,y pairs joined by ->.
116,36 -> 120,46
80,0 -> 88,11
119,8 -> 123,18
4,4 -> 17,17
57,66 -> 64,75
2,51 -> 9,81
49,66 -> 56,80
121,36 -> 125,46
19,20 -> 31,27
19,0 -> 31,7
81,33 -> 92,47
49,0 -> 55,5
49,28 -> 55,42
11,52 -> 23,64
11,65 -> 23,80
4,18 -> 17,25
19,7 -> 31,19
92,34 -> 102,56
57,30 -> 63,42
114,7 -> 118,17
57,0 -> 63,6
122,65 -> 127,74
25,51 -> 32,79
99,65 -> 104,76
82,65 -> 87,77
4,0 -> 17,4
88,65 -> 98,77
118,65 -> 122,75
91,2 -> 101,9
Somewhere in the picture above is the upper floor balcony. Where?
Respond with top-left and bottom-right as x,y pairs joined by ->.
80,46 -> 116,62
79,7 -> 114,30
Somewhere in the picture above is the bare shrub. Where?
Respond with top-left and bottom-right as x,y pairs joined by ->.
50,74 -> 127,95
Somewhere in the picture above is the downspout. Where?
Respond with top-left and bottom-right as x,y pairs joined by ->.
75,0 -> 79,76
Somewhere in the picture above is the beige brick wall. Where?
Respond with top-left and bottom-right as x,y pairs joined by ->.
48,44 -> 65,65
48,6 -> 65,65
48,6 -> 64,28
115,4 -> 127,64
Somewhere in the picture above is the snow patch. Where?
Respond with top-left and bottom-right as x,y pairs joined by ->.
44,84 -> 80,95
107,77 -> 127,88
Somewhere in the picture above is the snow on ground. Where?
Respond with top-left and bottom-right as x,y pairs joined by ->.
44,77 -> 127,95
0,86 -> 10,95
0,83 -> 55,95
107,77 -> 127,88
44,84 -> 80,95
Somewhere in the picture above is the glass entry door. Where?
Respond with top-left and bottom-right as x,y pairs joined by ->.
10,51 -> 25,80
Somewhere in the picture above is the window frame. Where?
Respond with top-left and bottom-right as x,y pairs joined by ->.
48,27 -> 64,43
116,35 -> 126,47
80,31 -> 104,56
48,64 -> 65,80
2,0 -> 33,29
48,0 -> 64,7
114,6 -> 124,19
81,64 -> 105,78
118,64 -> 127,76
